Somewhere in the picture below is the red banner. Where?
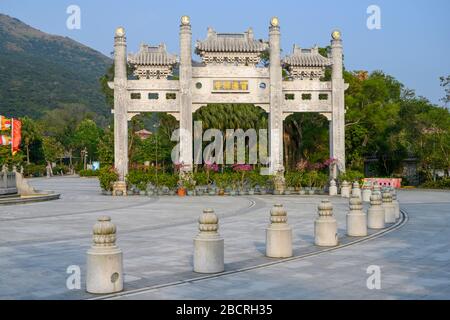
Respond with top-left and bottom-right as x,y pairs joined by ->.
12,118 -> 21,155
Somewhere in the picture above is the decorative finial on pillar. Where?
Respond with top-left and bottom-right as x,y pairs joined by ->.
270,204 -> 288,224
181,15 -> 191,26
318,199 -> 334,217
115,26 -> 125,37
270,17 -> 280,27
331,30 -> 342,40
92,216 -> 117,248
198,208 -> 219,234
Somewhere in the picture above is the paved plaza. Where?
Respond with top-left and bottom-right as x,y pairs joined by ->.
0,176 -> 449,300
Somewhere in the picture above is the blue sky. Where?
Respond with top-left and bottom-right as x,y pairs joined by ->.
1,0 -> 449,105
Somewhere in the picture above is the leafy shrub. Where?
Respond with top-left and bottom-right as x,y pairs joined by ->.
421,178 -> 450,190
24,164 -> 46,177
127,169 -> 150,191
285,171 -> 304,189
98,166 -> 118,191
53,165 -> 70,175
79,169 -> 99,177
194,172 -> 208,186
339,170 -> 364,183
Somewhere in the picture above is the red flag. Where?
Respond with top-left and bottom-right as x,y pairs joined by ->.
11,118 -> 21,155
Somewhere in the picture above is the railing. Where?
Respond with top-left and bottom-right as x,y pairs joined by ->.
0,171 -> 18,195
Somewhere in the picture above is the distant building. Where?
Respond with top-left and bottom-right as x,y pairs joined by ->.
135,129 -> 153,140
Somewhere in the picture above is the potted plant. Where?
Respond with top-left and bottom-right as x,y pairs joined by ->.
232,164 -> 252,195
214,173 -> 229,196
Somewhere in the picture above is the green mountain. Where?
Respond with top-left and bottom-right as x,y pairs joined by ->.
0,14 -> 112,119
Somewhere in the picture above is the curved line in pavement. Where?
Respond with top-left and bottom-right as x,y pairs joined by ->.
93,208 -> 409,300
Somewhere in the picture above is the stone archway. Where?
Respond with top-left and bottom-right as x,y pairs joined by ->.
109,16 -> 348,194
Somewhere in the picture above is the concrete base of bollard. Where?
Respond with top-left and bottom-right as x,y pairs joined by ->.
368,207 -> 386,229
266,225 -> 293,258
329,186 -> 338,196
315,218 -> 338,247
362,189 -> 372,202
393,200 -> 400,219
383,204 -> 397,224
347,212 -> 368,237
86,247 -> 123,294
194,236 -> 224,274
341,187 -> 350,198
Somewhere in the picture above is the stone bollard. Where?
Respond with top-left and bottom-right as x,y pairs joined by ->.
346,195 -> 368,237
391,188 -> 400,220
372,182 -> 381,196
340,181 -> 350,198
86,216 -> 123,294
367,194 -> 385,229
329,180 -> 338,196
351,181 -> 362,199
315,200 -> 338,247
266,204 -> 293,258
382,191 -> 396,224
362,185 -> 372,203
194,209 -> 224,274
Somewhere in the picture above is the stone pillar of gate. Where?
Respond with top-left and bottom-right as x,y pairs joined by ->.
113,27 -> 129,191
268,17 -> 284,183
179,16 -> 193,172
330,30 -> 346,179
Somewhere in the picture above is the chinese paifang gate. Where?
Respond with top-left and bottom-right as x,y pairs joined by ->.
109,16 -> 348,194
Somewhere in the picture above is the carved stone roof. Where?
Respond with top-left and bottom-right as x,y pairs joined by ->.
283,45 -> 331,68
128,43 -> 178,66
196,28 -> 267,53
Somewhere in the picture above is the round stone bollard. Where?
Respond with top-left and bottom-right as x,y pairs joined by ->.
266,204 -> 293,258
346,195 -> 368,237
362,186 -> 372,203
315,200 -> 338,247
86,216 -> 123,294
372,182 -> 381,196
341,181 -> 351,198
329,180 -> 338,196
351,181 -> 362,199
382,191 -> 396,224
194,209 -> 224,274
367,194 -> 385,229
391,188 -> 400,220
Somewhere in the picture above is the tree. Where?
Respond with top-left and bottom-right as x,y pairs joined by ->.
42,136 -> 64,163
72,119 -> 101,163
20,116 -> 41,164
440,75 -> 450,107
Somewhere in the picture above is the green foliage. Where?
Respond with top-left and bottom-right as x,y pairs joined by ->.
0,14 -> 111,119
285,171 -> 304,189
193,172 -> 208,186
23,164 -> 46,177
79,169 -> 99,177
420,178 -> 450,190
98,166 -> 118,191
339,170 -> 365,183
126,169 -> 151,191
42,136 -> 64,162
72,119 -> 101,162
